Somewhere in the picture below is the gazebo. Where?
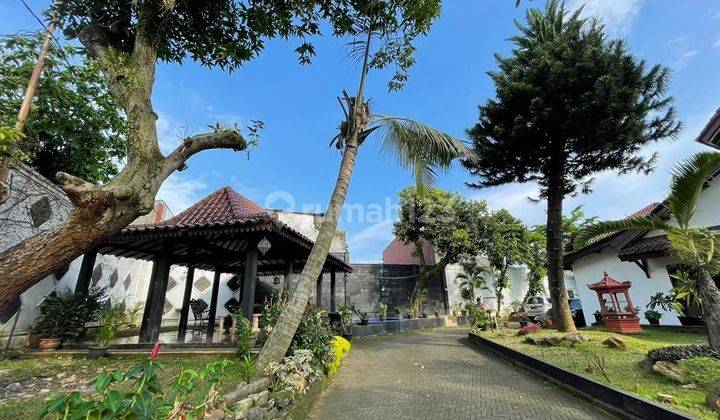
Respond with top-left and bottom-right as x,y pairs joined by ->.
587,272 -> 642,334
73,187 -> 352,343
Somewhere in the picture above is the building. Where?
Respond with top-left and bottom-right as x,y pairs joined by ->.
566,108 -> 720,327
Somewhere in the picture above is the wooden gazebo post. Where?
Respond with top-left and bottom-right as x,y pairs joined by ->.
177,262 -> 195,342
207,268 -> 222,338
74,250 -> 97,300
330,270 -> 337,312
142,253 -> 171,342
241,240 -> 259,321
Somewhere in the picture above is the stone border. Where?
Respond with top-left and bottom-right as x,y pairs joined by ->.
284,372 -> 333,419
467,332 -> 691,420
351,315 -> 468,337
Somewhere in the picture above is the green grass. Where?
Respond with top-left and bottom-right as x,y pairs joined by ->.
0,354 -> 241,418
474,327 -> 717,419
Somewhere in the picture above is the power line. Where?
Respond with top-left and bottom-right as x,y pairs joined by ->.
17,0 -> 78,78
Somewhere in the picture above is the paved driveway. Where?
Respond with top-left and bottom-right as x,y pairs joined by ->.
309,328 -> 612,419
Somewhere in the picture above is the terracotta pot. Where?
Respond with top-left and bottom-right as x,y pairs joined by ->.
38,337 -> 61,351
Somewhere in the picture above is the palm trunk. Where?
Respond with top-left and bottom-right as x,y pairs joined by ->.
252,27 -> 373,376
546,176 -> 576,332
698,269 -> 720,351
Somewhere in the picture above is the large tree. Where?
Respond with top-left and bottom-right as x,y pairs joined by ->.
577,152 -> 720,351
0,33 -> 126,184
463,0 -> 680,332
253,2 -> 477,376
0,0 -> 445,308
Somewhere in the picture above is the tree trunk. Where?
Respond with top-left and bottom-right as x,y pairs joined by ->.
253,132 -> 361,375
546,178 -> 576,332
698,269 -> 720,351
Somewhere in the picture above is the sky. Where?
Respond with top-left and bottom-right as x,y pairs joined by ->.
1,0 -> 719,262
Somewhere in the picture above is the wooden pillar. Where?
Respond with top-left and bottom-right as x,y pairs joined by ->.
139,258 -> 161,339
316,274 -> 323,308
283,260 -> 294,295
74,250 -> 97,300
177,265 -> 195,341
142,255 -> 171,342
241,245 -> 258,321
207,269 -> 221,337
330,271 -> 337,312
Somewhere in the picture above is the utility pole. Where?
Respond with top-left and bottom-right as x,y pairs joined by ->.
0,2 -> 59,202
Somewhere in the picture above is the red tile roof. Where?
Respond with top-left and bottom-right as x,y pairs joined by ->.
163,186 -> 269,227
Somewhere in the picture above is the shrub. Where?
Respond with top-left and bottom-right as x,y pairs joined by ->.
34,291 -> 87,338
468,305 -> 492,330
647,345 -> 720,364
378,303 -> 387,320
290,305 -> 334,368
95,302 -> 124,347
326,336 -> 351,376
679,357 -> 720,388
516,323 -> 542,336
235,314 -> 255,358
238,354 -> 256,383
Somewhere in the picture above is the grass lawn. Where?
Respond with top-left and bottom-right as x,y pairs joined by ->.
0,353 -> 240,418
474,327 -> 717,419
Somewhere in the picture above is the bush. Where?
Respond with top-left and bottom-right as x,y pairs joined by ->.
325,336 -> 351,376
34,291 -> 87,338
647,345 -> 720,364
516,323 -> 542,336
679,357 -> 720,388
468,305 -> 492,330
235,314 -> 255,358
290,305 -> 335,368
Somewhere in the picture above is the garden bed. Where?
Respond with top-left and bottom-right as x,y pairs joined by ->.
471,327 -> 717,419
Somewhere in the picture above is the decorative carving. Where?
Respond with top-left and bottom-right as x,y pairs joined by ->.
224,297 -> 241,313
227,275 -> 242,292
167,276 -> 178,291
123,273 -> 132,290
91,264 -> 103,285
195,276 -> 211,292
109,269 -> 119,288
29,197 -> 52,227
163,299 -> 174,314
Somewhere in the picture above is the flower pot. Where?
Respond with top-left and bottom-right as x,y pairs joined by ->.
646,317 -> 660,326
421,313 -> 428,318
677,316 -> 705,326
359,319 -> 369,326
38,337 -> 61,351
88,346 -> 109,359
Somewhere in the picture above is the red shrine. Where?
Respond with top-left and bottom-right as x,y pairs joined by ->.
588,272 -> 642,334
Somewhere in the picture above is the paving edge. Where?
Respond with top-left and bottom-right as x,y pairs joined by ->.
284,372 -> 332,419
467,332 -> 691,420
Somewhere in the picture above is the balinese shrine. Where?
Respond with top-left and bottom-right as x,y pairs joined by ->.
587,271 -> 642,334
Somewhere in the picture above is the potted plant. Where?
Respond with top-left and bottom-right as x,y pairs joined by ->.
125,302 -> 143,328
378,303 -> 387,322
405,309 -> 413,319
89,303 -> 122,359
421,308 -> 428,318
34,291 -> 87,351
434,307 -> 441,317
393,307 -> 402,320
355,308 -> 369,326
337,304 -> 354,340
644,309 -> 662,325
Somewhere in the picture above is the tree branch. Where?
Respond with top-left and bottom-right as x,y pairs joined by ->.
56,172 -> 103,207
77,25 -> 131,108
162,129 -> 247,176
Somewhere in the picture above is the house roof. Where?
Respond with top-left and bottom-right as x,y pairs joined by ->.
617,235 -> 671,261
564,202 -> 667,266
697,107 -> 720,150
587,272 -> 631,291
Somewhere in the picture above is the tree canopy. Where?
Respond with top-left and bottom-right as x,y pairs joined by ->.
0,34 -> 126,184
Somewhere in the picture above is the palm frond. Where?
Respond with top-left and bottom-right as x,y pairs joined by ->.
667,152 -> 720,228
372,115 -> 476,190
575,216 -> 673,249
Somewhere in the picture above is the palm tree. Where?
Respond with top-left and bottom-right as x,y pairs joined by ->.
253,13 -> 474,374
576,152 -> 720,351
455,263 -> 490,302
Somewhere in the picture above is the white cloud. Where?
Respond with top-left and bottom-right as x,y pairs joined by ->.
567,0 -> 644,37
156,173 -> 208,215
469,185 -> 545,225
156,111 -> 196,155
673,49 -> 700,71
348,219 -> 395,262
664,36 -> 700,71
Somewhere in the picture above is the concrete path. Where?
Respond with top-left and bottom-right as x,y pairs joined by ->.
309,328 -> 611,419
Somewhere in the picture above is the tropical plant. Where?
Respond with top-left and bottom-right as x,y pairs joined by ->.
486,209 -> 529,315
0,33 -> 126,184
671,270 -> 702,315
169,358 -> 234,419
255,1 -> 476,375
289,306 -> 334,369
577,152 -> 720,351
126,301 -> 144,328
456,263 -> 490,302
523,230 -> 548,301
95,303 -> 123,347
34,291 -> 87,339
235,314 -> 255,359
0,126 -> 25,161
337,304 -> 354,335
411,288 -> 429,318
378,303 -> 387,321
646,292 -> 680,314
644,310 -> 662,321
238,355 -> 256,383
40,343 -> 164,418
464,0 -> 680,333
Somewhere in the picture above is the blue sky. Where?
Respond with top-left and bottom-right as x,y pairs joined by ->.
2,0 -> 719,262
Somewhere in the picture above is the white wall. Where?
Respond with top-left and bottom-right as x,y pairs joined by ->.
572,247 -> 680,326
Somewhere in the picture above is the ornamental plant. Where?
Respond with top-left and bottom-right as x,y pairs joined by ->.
34,291 -> 87,339
516,323 -> 542,336
325,336 -> 351,376
235,313 -> 255,358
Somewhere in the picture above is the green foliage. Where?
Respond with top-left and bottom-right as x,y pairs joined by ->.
54,1 -> 440,90
237,355 -> 256,383
126,301 -> 144,327
647,292 -> 679,313
670,271 -> 701,315
235,314 -> 255,358
647,345 -> 720,364
325,336 -> 351,376
644,310 -> 662,320
34,291 -> 87,339
455,263 -> 489,302
679,357 -> 720,388
169,359 -> 233,418
378,303 -> 387,320
0,34 -> 126,183
289,306 -> 335,368
464,0 -> 680,197
0,126 -> 26,160
40,358 -> 164,419
485,209 -> 529,312
337,304 -> 354,334
467,305 -> 492,330
533,206 -> 598,252
95,302 -> 125,347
